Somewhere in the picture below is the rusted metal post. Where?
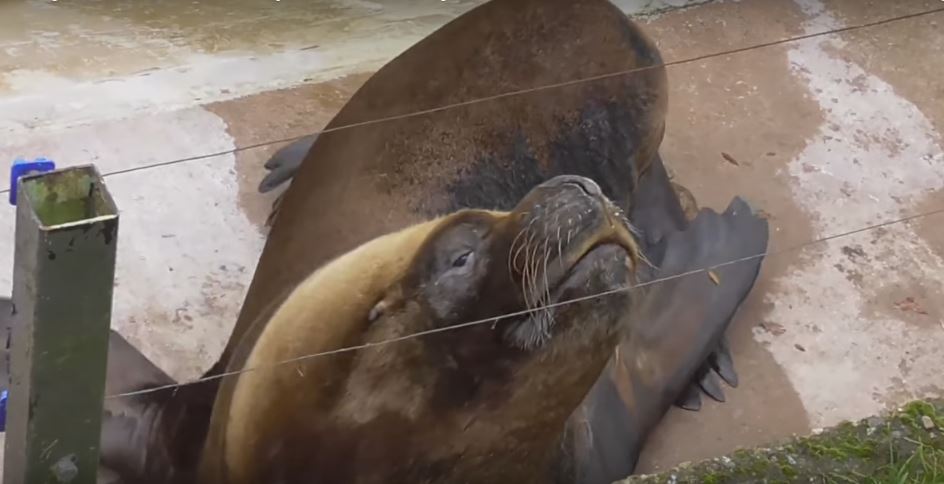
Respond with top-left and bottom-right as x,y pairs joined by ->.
4,165 -> 118,484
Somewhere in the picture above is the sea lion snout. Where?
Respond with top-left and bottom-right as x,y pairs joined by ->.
508,175 -> 638,281
496,176 -> 640,350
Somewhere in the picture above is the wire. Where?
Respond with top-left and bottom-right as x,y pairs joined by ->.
1,5 -> 942,193
105,205 -> 944,399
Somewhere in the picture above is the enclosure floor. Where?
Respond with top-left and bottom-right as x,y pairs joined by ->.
0,0 -> 941,477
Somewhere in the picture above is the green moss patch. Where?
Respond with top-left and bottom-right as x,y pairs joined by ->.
620,399 -> 944,483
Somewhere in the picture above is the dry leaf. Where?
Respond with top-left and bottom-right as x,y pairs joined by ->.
794,343 -> 806,352
721,152 -> 740,166
894,297 -> 929,315
759,321 -> 786,336
707,270 -> 721,285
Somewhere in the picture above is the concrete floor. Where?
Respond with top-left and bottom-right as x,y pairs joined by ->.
0,0 -> 942,477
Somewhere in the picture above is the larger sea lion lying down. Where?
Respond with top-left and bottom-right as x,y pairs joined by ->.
97,0 -> 769,482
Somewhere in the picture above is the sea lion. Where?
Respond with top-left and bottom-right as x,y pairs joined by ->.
211,175 -> 643,483
247,0 -> 732,412
96,0 -> 769,482
197,175 -> 765,484
204,0 -> 763,478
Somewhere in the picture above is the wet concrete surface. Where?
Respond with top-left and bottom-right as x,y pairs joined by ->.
0,0 -> 942,478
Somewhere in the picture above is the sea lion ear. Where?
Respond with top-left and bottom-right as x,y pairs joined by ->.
368,286 -> 407,324
368,299 -> 389,323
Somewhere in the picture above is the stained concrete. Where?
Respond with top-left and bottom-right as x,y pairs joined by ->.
0,0 -> 942,479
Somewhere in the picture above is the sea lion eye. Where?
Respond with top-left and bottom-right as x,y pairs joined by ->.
452,251 -> 473,268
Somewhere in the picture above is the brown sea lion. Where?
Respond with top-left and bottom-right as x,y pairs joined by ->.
96,0 -> 768,482
213,175 -> 643,483
247,0 -> 736,415
202,175 -> 764,484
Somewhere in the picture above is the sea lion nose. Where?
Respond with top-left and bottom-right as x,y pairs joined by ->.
541,175 -> 602,197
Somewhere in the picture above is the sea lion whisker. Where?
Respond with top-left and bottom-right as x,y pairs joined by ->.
509,218 -> 537,273
527,238 -> 546,312
526,240 -> 543,311
540,238 -> 556,329
520,229 -> 538,310
511,218 -> 540,275
540,238 -> 552,303
516,226 -> 535,281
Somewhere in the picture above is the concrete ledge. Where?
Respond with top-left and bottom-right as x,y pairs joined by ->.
620,400 -> 944,483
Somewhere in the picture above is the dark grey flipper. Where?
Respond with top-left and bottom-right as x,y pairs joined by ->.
627,155 -> 743,411
710,335 -> 738,387
100,331 -> 216,484
0,297 -> 10,328
100,330 -> 177,483
698,368 -> 726,403
258,135 -> 318,193
1,297 -> 11,390
568,193 -> 769,483
674,381 -> 703,411
675,333 -> 739,409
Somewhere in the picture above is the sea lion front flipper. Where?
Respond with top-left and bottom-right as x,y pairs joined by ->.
568,196 -> 768,483
258,134 -> 318,193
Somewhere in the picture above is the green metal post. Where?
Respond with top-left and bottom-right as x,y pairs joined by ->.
4,165 -> 118,484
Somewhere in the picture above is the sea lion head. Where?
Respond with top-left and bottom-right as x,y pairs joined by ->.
221,174 -> 642,483
404,174 -> 640,351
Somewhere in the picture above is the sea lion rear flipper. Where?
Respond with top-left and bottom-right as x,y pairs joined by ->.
1,297 -> 11,387
709,335 -> 738,387
673,381 -> 702,411
100,330 -> 176,481
631,156 -> 743,412
697,367 -> 726,403
630,154 -> 690,245
672,335 -> 738,411
258,134 -> 318,193
569,196 -> 768,483
101,330 -> 216,483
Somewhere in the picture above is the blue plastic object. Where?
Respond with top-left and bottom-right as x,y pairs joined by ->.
9,157 -> 56,205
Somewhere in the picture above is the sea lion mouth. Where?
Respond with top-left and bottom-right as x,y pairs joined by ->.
502,176 -> 640,350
